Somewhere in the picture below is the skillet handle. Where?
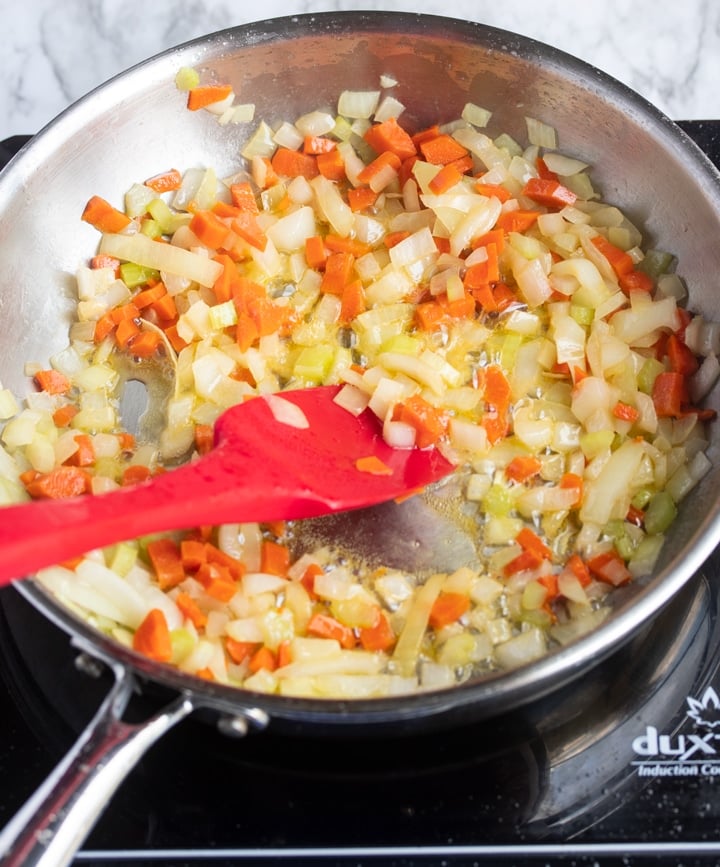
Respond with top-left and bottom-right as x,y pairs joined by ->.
0,660 -> 195,867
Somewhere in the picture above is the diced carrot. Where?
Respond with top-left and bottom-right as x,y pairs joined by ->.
419,134 -> 469,165
81,195 -> 131,233
276,640 -> 293,668
127,330 -> 162,359
120,464 -> 151,486
175,591 -> 208,630
464,243 -> 500,286
445,293 -> 476,320
133,609 -> 173,662
270,146 -> 319,180
235,313 -> 260,352
231,212 -> 267,251
503,549 -> 543,577
229,181 -> 259,213
211,201 -> 241,219
115,317 -> 141,348
316,148 -> 346,181
619,269 -> 654,294
492,281 -> 518,312
613,401 -> 641,423
567,553 -> 592,586
180,538 -> 207,571
666,333 -> 699,376
260,540 -> 291,576
324,235 -> 371,257
384,230 -> 411,249
586,551 -> 632,586
248,646 -> 277,673
559,472 -> 584,504
347,186 -> 378,212
475,182 -> 513,203
19,469 -> 39,487
226,638 -> 258,664
189,210 -> 231,249
428,163 -> 463,194
194,423 -> 214,456
307,613 -> 356,649
164,324 -> 188,353
356,151 -> 401,186
186,84 -> 233,111
472,228 -> 506,254
652,371 -> 689,418
468,282 -> 497,313
339,279 -> 366,325
415,300 -> 447,332
147,538 -> 186,590
205,543 -> 244,581
355,455 -> 393,476
144,168 -> 183,193
428,592 -> 470,629
150,292 -> 178,331
494,210 -> 540,233
392,394 -> 448,449
538,573 -> 559,601
364,117 -> 417,161
212,254 -> 242,304
133,282 -> 167,309
25,466 -> 91,499
478,365 -> 512,444
321,251 -> 355,295
195,667 -> 215,681
110,303 -> 140,324
63,434 -> 95,468
446,154 -> 474,176
304,135 -> 336,155
412,124 -> 441,147
195,561 -> 236,598
590,235 -> 634,278
358,610 -> 396,651
505,455 -> 542,483
516,527 -> 552,561
34,369 -> 71,395
300,563 -> 323,598
90,254 -> 120,271
305,235 -> 328,270
522,177 -> 577,208
52,404 -> 79,428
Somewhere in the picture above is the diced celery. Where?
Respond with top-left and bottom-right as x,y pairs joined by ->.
638,249 -> 676,279
0,388 -> 19,420
170,628 -> 197,664
208,300 -> 238,330
332,115 -> 354,142
108,542 -> 138,576
140,218 -> 162,239
482,483 -> 514,518
631,487 -> 653,510
379,333 -> 423,356
637,357 -> 665,395
175,66 -> 200,92
644,491 -> 678,535
120,262 -> 161,289
485,331 -> 523,369
579,429 -> 615,460
293,344 -> 335,383
147,198 -> 190,235
570,304 -> 594,327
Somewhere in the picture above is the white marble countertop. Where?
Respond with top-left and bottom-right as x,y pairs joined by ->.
1,0 -> 718,140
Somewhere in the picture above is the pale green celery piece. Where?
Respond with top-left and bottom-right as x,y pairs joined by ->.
637,357 -> 666,395
379,333 -> 423,356
570,304 -> 594,327
120,262 -> 161,289
109,542 -> 138,577
485,331 -> 523,369
140,219 -> 162,239
332,116 -> 354,142
208,299 -> 238,330
170,628 -> 196,664
493,133 -> 523,157
638,249 -> 676,279
631,487 -> 653,510
579,429 -> 614,460
147,198 -> 191,235
481,483 -> 514,518
644,490 -> 678,535
175,67 -> 200,92
293,344 -> 335,383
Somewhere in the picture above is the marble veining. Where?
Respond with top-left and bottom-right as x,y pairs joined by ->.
0,0 -> 718,139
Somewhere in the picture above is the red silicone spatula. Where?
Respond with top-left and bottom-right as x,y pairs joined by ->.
0,385 -> 454,586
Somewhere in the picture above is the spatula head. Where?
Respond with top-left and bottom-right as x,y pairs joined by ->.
211,386 -> 455,520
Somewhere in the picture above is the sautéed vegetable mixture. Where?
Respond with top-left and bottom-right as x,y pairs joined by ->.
0,71 -> 717,698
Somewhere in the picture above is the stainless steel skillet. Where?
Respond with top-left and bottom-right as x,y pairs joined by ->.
1,11 -> 720,866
